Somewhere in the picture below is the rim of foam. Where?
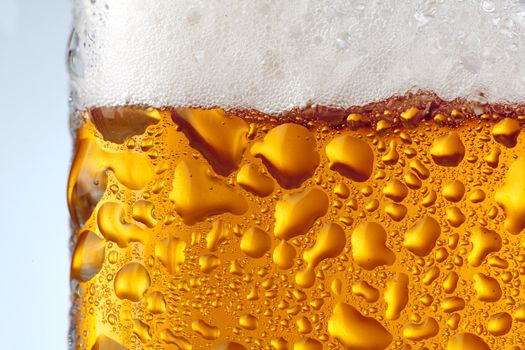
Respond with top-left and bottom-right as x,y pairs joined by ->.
70,0 -> 525,115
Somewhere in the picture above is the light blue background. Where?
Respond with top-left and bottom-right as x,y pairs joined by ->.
0,0 -> 71,348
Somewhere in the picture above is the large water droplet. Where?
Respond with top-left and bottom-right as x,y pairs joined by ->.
67,29 -> 84,78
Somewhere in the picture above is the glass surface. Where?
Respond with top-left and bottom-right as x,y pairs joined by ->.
68,2 -> 525,349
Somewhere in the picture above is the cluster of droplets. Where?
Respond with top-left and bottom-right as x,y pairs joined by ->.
70,0 -> 525,118
69,105 -> 525,349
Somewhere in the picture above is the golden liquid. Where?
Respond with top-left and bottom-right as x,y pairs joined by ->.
69,103 -> 525,350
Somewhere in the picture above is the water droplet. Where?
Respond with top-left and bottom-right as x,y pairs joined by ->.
383,179 -> 408,202
384,273 -> 409,320
173,108 -> 249,175
351,222 -> 395,270
385,203 -> 408,221
274,188 -> 328,240
446,206 -> 466,227
133,319 -> 152,343
114,263 -> 150,302
326,135 -> 374,182
495,157 -> 525,234
91,335 -> 127,350
199,254 -> 221,273
97,202 -> 147,247
351,281 -> 380,302
402,317 -> 439,341
145,291 -> 166,314
468,227 -> 502,267
252,123 -> 319,188
442,180 -> 466,202
273,240 -> 296,269
213,341 -> 246,350
239,314 -> 258,330
71,231 -> 105,282
403,216 -> 441,256
511,3 -> 525,27
514,304 -> 525,321
328,302 -> 392,349
421,190 -> 437,207
481,0 -> 496,13
430,132 -> 465,167
271,338 -> 288,350
468,189 -> 486,203
170,159 -> 248,224
296,223 -> 346,287
382,140 -> 399,165
487,312 -> 512,336
447,333 -> 490,350
240,227 -> 271,258
335,32 -> 352,50
67,29 -> 84,78
441,297 -> 466,313
236,164 -> 274,197
293,337 -> 322,350
132,200 -> 157,228
192,319 -> 220,340
492,117 -> 521,147
414,2 -> 436,27
422,266 -> 440,285
155,235 -> 186,274
159,329 -> 191,349
473,273 -> 502,302
334,182 -> 350,198
443,272 -> 459,294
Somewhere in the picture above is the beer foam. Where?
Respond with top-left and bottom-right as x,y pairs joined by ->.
71,0 -> 525,114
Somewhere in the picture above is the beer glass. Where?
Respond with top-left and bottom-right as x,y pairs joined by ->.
68,1 -> 525,349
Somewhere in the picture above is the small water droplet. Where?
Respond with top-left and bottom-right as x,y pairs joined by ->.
414,11 -> 433,26
335,32 -> 352,50
511,3 -> 525,26
414,1 -> 436,27
481,0 -> 496,13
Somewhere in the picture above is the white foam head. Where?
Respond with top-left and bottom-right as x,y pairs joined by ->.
71,0 -> 525,114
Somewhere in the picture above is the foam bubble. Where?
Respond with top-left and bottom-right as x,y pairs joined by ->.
71,0 -> 525,114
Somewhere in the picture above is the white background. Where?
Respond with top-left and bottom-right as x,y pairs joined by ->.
0,0 -> 71,348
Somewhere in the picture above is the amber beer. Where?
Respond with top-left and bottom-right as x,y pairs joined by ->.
68,94 -> 525,349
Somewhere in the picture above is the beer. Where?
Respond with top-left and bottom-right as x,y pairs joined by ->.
69,1 -> 525,349
68,95 -> 525,349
